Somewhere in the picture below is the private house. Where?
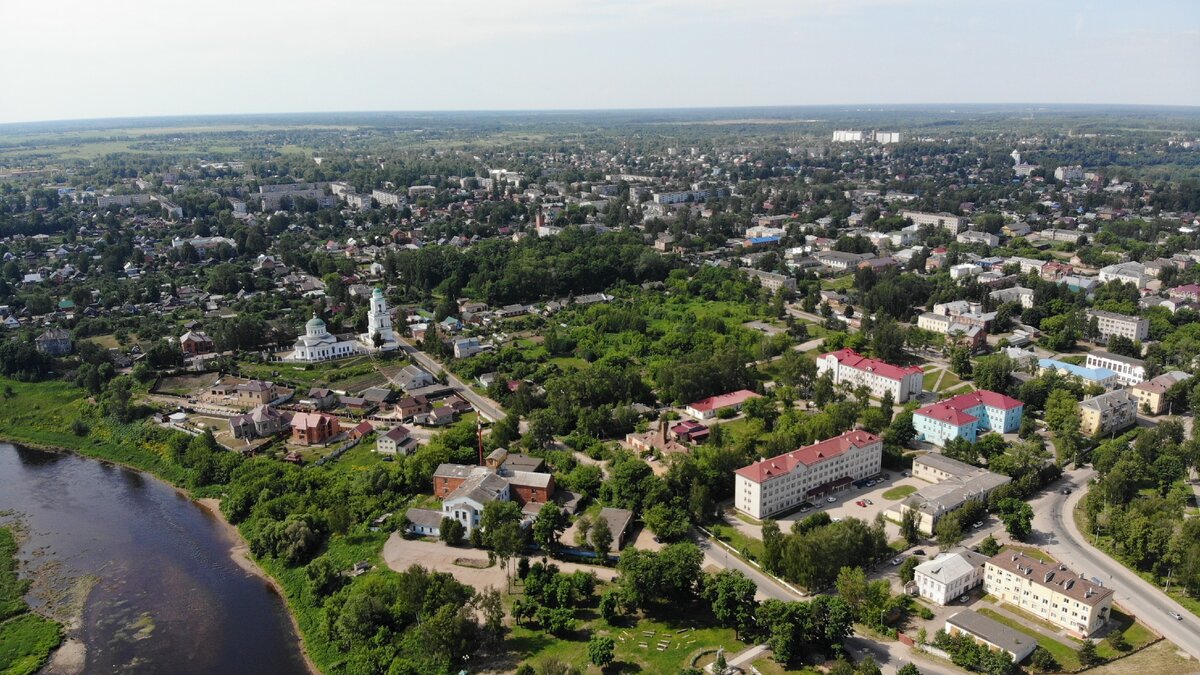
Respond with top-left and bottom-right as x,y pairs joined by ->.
439,469 -> 511,534
912,390 -> 1024,446
944,611 -> 1037,664
395,395 -> 431,420
307,388 -> 337,410
1084,350 -> 1146,386
734,430 -> 883,519
228,405 -> 288,439
419,460 -> 558,535
885,454 -> 1010,536
1086,309 -> 1149,343
1079,390 -> 1137,437
414,406 -> 456,427
984,551 -> 1113,638
1131,371 -> 1192,414
685,389 -> 762,420
290,412 -> 338,446
816,348 -> 924,402
670,419 -> 710,444
377,425 -> 415,455
179,330 -> 214,356
34,328 -> 72,356
914,548 -> 990,605
396,364 -> 436,391
596,507 -> 635,551
453,337 -> 484,359
236,380 -> 279,406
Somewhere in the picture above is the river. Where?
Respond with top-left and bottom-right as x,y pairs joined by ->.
0,443 -> 309,674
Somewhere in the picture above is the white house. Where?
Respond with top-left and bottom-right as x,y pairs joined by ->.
914,548 -> 989,605
377,425 -> 414,455
442,470 -> 511,534
1084,350 -> 1146,386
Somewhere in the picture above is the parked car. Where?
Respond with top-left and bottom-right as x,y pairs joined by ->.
891,558 -> 902,566
973,521 -> 984,529
855,500 -> 866,507
1061,488 -> 1072,495
882,473 -> 891,480
902,471 -> 910,477
826,496 -> 836,503
958,594 -> 970,603
864,499 -> 873,506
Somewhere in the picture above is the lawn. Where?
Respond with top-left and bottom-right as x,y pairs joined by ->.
154,372 -> 217,397
237,356 -> 380,390
922,370 -> 941,391
751,658 -> 823,674
882,485 -> 917,500
707,522 -> 765,562
0,528 -> 63,675
820,275 -> 856,291
1095,609 -> 1157,659
508,600 -> 749,674
976,607 -> 1080,671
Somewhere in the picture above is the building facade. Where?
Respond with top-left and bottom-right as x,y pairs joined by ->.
984,551 -> 1114,638
1079,390 -> 1137,437
816,349 -> 924,402
288,315 -> 361,362
1084,350 -> 1146,386
734,430 -> 882,519
1086,309 -> 1149,343
1131,371 -> 1192,414
912,390 -> 1024,446
914,548 -> 989,605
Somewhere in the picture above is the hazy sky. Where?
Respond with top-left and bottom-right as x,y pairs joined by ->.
1,0 -> 1197,124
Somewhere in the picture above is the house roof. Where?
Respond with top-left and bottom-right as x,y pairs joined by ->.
915,549 -> 989,584
820,348 -> 923,381
597,507 -> 634,538
291,411 -> 335,431
985,551 -> 1114,607
914,389 -> 1024,425
687,389 -> 761,412
913,404 -> 978,426
946,610 -> 1035,657
1132,371 -> 1191,395
734,430 -> 881,484
445,471 -> 509,506
405,507 -> 443,529
508,471 -> 553,489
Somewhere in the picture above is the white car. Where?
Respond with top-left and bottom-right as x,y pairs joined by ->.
826,496 -> 836,503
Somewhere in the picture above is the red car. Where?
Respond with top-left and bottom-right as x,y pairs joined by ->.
855,500 -> 867,507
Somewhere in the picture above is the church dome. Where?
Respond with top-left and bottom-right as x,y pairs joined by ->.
372,287 -> 384,298
306,315 -> 326,335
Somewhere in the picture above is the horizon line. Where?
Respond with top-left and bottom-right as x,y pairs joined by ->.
5,102 -> 1200,129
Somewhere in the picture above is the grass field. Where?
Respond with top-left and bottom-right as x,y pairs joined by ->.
751,658 -> 824,674
882,485 -> 917,500
508,600 -> 749,674
1001,545 -> 1056,564
155,372 -> 218,397
0,528 -> 63,675
237,356 -> 394,391
708,522 -> 765,562
820,275 -> 856,291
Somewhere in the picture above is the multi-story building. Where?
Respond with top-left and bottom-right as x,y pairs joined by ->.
734,430 -> 882,519
916,312 -> 987,350
815,250 -> 874,271
914,548 -> 989,605
984,551 -> 1114,638
832,130 -> 864,142
816,349 -> 924,402
1008,256 -> 1046,275
685,389 -> 761,420
885,454 -> 1011,536
1084,350 -> 1146,386
1038,358 -> 1119,389
912,390 -> 1024,446
873,131 -> 903,144
901,210 -> 968,234
371,189 -> 404,207
1086,309 -> 1148,343
1054,165 -> 1085,181
1131,371 -> 1192,414
988,286 -> 1035,309
743,268 -> 797,293
417,461 -> 557,535
1098,262 -> 1148,289
1079,390 -> 1137,437
957,230 -> 999,247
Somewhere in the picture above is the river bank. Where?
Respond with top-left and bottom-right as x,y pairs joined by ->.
196,497 -> 320,675
0,439 -> 314,674
0,525 -> 64,675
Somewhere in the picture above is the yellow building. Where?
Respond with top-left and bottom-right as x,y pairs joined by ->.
1078,390 -> 1136,437
983,551 -> 1113,638
1131,371 -> 1191,415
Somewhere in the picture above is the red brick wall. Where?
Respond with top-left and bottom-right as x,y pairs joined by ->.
510,476 -> 555,505
435,476 -> 465,497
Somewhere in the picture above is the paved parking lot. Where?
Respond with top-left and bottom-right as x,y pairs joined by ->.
775,472 -> 927,541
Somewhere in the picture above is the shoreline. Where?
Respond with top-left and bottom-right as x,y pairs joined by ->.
196,497 -> 321,675
0,438 -> 320,675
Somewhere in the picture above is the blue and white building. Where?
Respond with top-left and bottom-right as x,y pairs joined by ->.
913,390 -> 1025,446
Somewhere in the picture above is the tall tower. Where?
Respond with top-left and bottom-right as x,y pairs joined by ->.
361,288 -> 397,350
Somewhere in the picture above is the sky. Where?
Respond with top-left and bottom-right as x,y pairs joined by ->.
0,0 -> 1198,124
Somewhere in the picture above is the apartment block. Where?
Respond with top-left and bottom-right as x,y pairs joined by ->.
1079,390 -> 1137,437
912,390 -> 1024,446
1086,309 -> 1148,343
734,431 -> 882,519
901,210 -> 968,234
984,551 -> 1113,638
1131,371 -> 1192,414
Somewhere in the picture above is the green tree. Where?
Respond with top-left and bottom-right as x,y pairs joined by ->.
996,498 -> 1034,541
896,664 -> 922,675
439,517 -> 465,546
588,634 -> 615,671
900,505 -> 921,545
1077,641 -> 1102,667
702,569 -> 759,639
533,503 -> 565,552
899,556 -> 920,583
977,535 -> 1001,557
1030,646 -> 1059,672
949,346 -> 972,378
643,503 -> 690,542
590,517 -> 613,561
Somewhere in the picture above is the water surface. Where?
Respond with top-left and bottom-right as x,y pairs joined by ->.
0,443 -> 308,674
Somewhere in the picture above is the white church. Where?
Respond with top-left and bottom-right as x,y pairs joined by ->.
285,288 -> 398,362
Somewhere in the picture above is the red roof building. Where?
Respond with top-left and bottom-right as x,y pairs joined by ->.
685,389 -> 762,419
816,349 -> 925,402
733,430 -> 883,519
913,389 -> 1024,446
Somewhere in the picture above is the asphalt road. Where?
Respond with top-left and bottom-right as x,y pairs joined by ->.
394,336 -> 508,422
1033,468 -> 1200,660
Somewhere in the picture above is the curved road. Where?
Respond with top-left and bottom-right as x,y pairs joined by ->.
1034,468 -> 1200,660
